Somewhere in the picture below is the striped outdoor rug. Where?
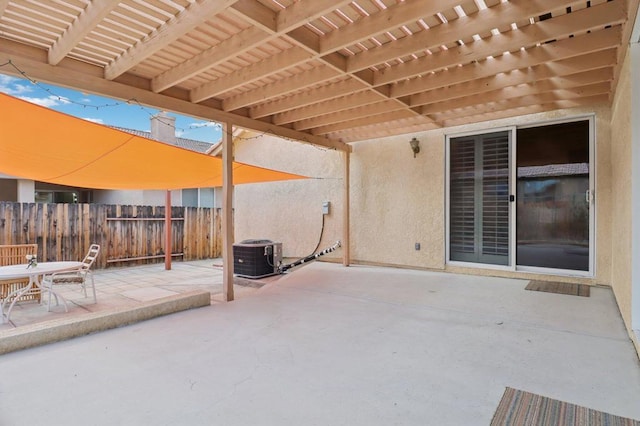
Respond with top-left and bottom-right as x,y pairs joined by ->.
490,387 -> 640,425
525,280 -> 590,297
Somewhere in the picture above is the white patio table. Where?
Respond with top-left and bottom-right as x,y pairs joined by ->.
0,261 -> 83,323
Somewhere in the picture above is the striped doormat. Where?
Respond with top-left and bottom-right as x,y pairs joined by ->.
490,387 -> 640,425
525,280 -> 590,297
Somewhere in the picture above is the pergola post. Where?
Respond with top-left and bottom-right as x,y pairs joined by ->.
222,121 -> 235,301
165,190 -> 171,270
343,149 -> 350,266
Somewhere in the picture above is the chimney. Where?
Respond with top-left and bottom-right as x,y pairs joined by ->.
150,111 -> 176,144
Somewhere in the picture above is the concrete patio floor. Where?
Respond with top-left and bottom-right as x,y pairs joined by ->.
0,259 -> 265,325
0,259 -> 271,353
1,261 -> 639,425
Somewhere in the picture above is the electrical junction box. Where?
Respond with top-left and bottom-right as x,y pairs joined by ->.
233,239 -> 282,278
322,201 -> 330,215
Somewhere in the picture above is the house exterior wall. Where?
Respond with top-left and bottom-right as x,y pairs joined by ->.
0,178 -> 16,201
632,39 -> 640,352
611,51 -> 632,325
234,137 -> 343,259
350,131 -> 445,269
348,105 -> 612,285
93,189 -> 182,206
610,46 -> 636,348
16,179 -> 35,202
234,103 -> 613,287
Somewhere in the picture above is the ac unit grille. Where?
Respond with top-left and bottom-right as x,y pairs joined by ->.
233,240 -> 282,278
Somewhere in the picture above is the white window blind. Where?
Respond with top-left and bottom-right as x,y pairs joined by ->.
450,132 -> 510,265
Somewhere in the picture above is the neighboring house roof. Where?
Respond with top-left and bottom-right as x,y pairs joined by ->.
518,163 -> 589,179
111,126 -> 215,154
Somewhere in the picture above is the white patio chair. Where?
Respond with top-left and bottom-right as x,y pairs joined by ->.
42,244 -> 100,312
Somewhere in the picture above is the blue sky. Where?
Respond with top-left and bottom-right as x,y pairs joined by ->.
0,73 -> 223,144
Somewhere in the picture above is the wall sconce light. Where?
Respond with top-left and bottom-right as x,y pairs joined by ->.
409,137 -> 420,158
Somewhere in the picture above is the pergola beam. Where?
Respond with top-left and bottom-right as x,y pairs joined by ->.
319,0 -> 460,54
233,5 -> 621,129
220,0 -> 421,119
374,1 -> 625,86
346,0 -> 582,73
441,95 -> 609,127
224,66 -> 340,113
410,51 -> 616,108
48,0 -> 117,66
151,26 -> 267,93
279,53 -> 614,132
311,110 -> 421,136
295,100 -> 405,131
424,80 -> 611,122
0,39 -> 350,152
255,79 -> 368,120
155,0 -> 350,95
394,29 -> 620,99
191,47 -> 314,103
185,0 -> 351,103
273,88 -> 380,125
105,0 -> 238,80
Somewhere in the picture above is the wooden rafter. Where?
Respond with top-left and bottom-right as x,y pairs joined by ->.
0,0 -> 636,144
105,0 -> 239,80
48,0 -> 117,65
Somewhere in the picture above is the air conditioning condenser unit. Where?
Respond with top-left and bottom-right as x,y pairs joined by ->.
233,239 -> 282,278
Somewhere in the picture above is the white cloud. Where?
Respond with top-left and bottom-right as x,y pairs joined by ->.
82,117 -> 104,124
188,121 -> 220,129
18,95 -> 71,108
0,75 -> 34,96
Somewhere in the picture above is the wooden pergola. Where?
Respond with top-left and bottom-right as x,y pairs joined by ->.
0,0 -> 638,300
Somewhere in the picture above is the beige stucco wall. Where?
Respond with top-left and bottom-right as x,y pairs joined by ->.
350,105 -> 613,284
234,134 -> 344,260
350,131 -> 445,269
610,50 -> 633,330
234,102 -> 614,286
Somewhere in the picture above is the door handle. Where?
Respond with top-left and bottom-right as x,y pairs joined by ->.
585,189 -> 594,204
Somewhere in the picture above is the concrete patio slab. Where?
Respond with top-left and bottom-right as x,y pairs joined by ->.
121,287 -> 180,302
0,260 -> 272,354
0,290 -> 210,355
1,261 -> 639,425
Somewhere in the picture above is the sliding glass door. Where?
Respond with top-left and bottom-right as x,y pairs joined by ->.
447,118 -> 593,275
516,121 -> 591,272
449,131 -> 511,266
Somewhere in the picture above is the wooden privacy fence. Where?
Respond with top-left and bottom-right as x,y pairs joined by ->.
0,202 -> 224,269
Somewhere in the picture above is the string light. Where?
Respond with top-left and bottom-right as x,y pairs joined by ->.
0,59 -> 340,152
0,60 -> 341,182
0,59 -> 225,140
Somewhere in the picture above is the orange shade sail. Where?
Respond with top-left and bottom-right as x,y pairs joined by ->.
0,92 -> 304,190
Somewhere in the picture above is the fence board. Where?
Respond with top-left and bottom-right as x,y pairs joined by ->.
0,202 -> 224,269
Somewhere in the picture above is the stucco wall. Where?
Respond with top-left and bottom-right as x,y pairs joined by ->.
610,51 -> 633,329
350,132 -> 445,269
350,105 -> 612,284
234,106 -> 614,284
234,134 -> 344,260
